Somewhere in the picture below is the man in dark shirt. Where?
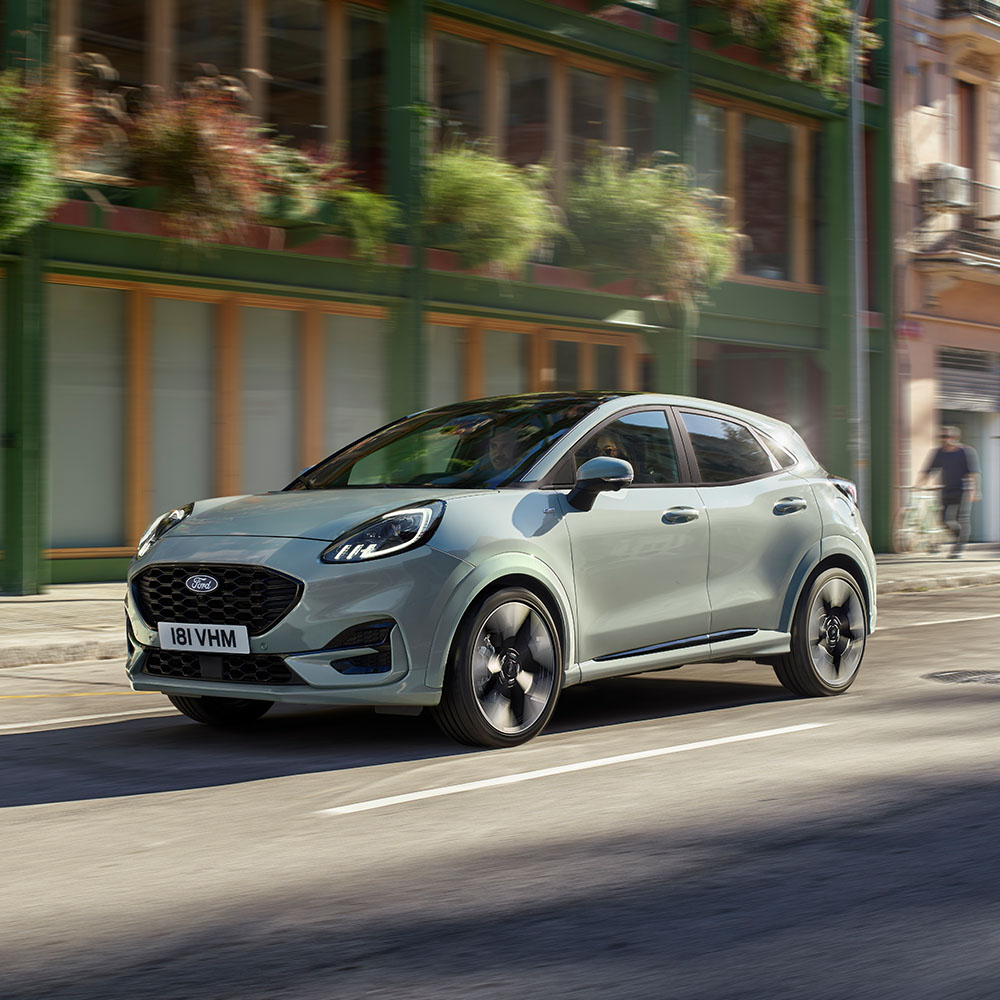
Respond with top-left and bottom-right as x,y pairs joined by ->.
917,425 -> 981,558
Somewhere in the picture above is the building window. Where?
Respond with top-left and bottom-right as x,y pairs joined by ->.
47,284 -> 127,548
485,329 -> 530,395
242,306 -> 299,494
152,298 -> 216,514
176,0 -> 243,84
79,2 -> 146,90
436,32 -> 485,142
427,324 -> 465,407
504,46 -> 548,165
348,5 -> 386,187
553,339 -> 581,390
742,115 -> 792,280
569,67 -> 607,166
324,314 -> 387,452
267,0 -> 326,147
625,79 -> 655,162
693,99 -> 726,194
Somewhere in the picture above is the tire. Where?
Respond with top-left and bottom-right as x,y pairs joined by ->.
891,506 -> 919,553
772,568 -> 867,697
168,694 -> 273,726
432,588 -> 563,748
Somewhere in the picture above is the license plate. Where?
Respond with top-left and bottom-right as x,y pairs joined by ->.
158,622 -> 250,655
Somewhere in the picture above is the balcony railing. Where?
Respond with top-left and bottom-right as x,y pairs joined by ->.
940,0 -> 1000,21
919,178 -> 1000,258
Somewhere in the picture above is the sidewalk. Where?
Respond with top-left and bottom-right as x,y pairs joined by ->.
2,545 -> 1000,669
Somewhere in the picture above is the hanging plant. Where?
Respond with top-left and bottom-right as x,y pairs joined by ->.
424,144 -> 561,272
566,148 -> 738,303
130,88 -> 266,241
697,0 -> 881,101
0,71 -> 94,243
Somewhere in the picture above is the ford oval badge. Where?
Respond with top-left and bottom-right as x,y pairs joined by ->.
185,574 -> 219,594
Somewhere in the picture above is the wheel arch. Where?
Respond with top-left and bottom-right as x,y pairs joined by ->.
425,558 -> 576,691
799,555 -> 873,635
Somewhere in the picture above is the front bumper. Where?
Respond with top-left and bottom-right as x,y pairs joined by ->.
125,532 -> 473,707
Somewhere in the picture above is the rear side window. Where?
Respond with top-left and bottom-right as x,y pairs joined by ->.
761,432 -> 797,469
681,412 -> 774,483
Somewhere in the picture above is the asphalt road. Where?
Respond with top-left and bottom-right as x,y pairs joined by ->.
2,586 -> 1000,1000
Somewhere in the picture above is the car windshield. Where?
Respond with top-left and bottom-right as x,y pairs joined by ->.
287,395 -> 607,490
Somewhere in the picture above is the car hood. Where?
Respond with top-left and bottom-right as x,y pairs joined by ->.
168,488 -> 491,542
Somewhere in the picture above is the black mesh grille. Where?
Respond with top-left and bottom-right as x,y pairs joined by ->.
144,649 -> 298,685
327,619 -> 395,675
133,564 -> 302,637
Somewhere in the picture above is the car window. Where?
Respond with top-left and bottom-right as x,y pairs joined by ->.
681,411 -> 774,483
760,432 -> 797,469
289,396 -> 604,489
573,410 -> 680,485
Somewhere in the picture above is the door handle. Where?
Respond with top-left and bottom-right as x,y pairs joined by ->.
773,497 -> 808,515
662,506 -> 700,524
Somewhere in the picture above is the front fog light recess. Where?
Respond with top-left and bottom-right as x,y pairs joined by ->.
322,501 -> 444,563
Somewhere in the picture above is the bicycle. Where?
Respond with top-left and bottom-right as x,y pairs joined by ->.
892,486 -> 947,553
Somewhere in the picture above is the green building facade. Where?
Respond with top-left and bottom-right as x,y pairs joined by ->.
1,0 -> 893,593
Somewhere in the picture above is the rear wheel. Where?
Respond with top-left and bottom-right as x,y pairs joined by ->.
772,568 -> 866,697
168,694 -> 273,726
432,588 -> 562,748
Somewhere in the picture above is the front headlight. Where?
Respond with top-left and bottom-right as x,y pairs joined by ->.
321,501 -> 445,563
136,503 -> 194,558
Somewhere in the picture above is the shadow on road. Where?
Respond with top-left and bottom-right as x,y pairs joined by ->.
1,667 -> 790,808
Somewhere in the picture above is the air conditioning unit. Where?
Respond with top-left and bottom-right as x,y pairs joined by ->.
921,163 -> 973,212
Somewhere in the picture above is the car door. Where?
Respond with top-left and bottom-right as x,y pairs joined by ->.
555,408 -> 712,665
675,408 -> 822,635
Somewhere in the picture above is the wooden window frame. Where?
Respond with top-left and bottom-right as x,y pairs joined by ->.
695,92 -> 821,293
45,274 -> 386,557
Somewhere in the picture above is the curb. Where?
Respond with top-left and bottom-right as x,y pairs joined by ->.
0,636 -> 124,670
877,570 -> 1000,595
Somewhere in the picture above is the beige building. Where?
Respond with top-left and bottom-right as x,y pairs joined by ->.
897,0 -> 1000,543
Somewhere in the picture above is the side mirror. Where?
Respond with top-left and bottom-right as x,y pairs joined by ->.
567,456 -> 634,512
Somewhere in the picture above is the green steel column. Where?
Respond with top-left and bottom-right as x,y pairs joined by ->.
821,117 -> 852,478
1,0 -> 49,594
868,0 -> 894,553
2,230 -> 47,595
387,0 -> 426,418
649,3 -> 692,394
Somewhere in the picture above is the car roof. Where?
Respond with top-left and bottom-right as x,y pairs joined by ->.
436,391 -> 795,438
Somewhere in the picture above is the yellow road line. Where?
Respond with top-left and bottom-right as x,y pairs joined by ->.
0,691 -> 141,700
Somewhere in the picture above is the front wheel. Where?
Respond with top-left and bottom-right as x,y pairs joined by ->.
168,694 -> 273,726
772,568 -> 867,697
432,588 -> 562,748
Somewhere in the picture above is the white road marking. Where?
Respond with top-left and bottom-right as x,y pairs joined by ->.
0,708 -> 174,732
878,612 -> 1000,631
318,723 -> 830,816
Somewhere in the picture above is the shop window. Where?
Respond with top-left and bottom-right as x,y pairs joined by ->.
267,0 -> 325,147
569,68 -> 607,166
176,0 -> 242,83
742,114 -> 792,280
242,306 -> 299,494
324,314 -> 387,452
47,284 -> 127,547
348,6 -> 386,188
436,33 -> 484,142
79,2 -> 146,90
152,299 -> 215,513
553,340 -> 581,390
0,278 -> 4,549
504,47 -> 548,166
595,343 -> 623,390
625,79 -> 655,162
485,330 -> 530,395
426,324 -> 464,408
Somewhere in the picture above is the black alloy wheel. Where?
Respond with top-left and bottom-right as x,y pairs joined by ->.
433,587 -> 562,748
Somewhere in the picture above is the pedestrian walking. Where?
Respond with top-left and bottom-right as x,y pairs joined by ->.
916,425 -> 981,558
